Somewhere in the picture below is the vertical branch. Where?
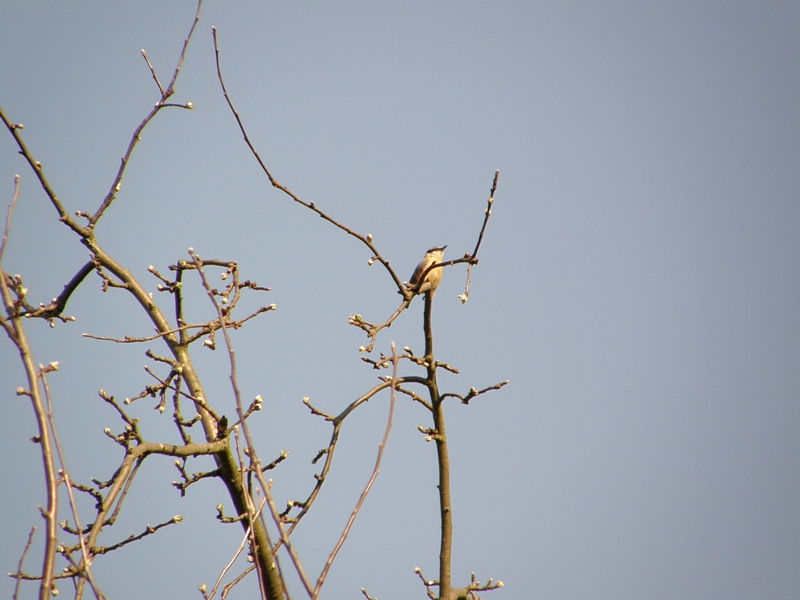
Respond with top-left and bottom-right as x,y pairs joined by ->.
263,481 -> 315,598
0,174 -> 20,259
423,292 -> 453,599
0,276 -> 58,600
40,368 -> 105,599
231,427 -> 268,600
188,251 -> 284,599
0,185 -> 58,600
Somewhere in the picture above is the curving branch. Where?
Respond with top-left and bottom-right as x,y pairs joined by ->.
313,343 -> 400,596
440,380 -> 510,405
212,27 -> 408,297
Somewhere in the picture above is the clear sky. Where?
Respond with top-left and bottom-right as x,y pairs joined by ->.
1,2 -> 798,599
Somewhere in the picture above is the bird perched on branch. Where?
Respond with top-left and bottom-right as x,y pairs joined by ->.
406,245 -> 447,298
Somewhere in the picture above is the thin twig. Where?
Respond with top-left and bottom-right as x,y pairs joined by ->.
0,233 -> 59,600
263,480 -> 315,598
92,516 -> 183,555
439,380 -> 509,405
313,343 -> 399,596
12,527 -> 36,600
205,497 -> 266,600
471,169 -> 500,260
277,379 -> 395,539
91,0 -> 202,225
188,249 -> 280,599
211,27 -> 407,296
220,566 -> 255,600
140,50 -> 165,96
40,367 -> 105,599
0,174 -> 20,260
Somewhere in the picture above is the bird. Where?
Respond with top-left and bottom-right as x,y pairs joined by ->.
406,245 -> 447,298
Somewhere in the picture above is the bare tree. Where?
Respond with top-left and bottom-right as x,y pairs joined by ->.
1,3 -> 506,599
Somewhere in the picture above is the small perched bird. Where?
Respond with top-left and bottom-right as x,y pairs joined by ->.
407,245 -> 447,297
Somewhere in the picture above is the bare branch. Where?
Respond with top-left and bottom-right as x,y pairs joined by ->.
40,367 -> 105,599
205,498 -> 266,600
91,0 -> 203,225
93,515 -> 183,555
188,249 -> 282,598
459,169 -> 500,304
471,170 -> 500,260
440,380 -> 509,405
0,106 -> 87,236
24,261 -> 93,322
0,174 -> 20,260
220,566 -> 255,600
263,480 -> 314,598
12,527 -> 36,600
140,49 -> 165,96
314,343 -> 399,596
0,243 -> 59,600
348,299 -> 411,353
211,27 -> 407,296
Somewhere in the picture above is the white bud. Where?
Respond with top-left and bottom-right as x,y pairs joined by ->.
186,101 -> 194,109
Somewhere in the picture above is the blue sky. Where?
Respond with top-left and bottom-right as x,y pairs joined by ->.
1,2 -> 798,599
